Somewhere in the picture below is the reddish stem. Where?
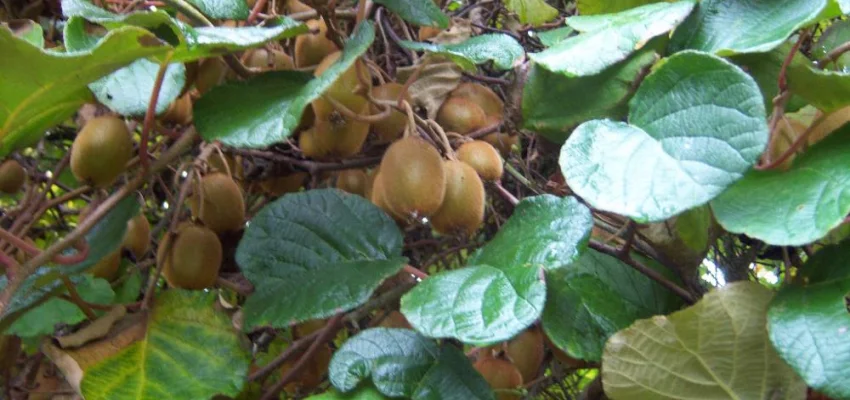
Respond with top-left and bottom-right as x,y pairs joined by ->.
140,53 -> 174,174
403,264 -> 429,280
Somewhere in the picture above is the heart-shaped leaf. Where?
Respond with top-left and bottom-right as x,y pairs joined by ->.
560,51 -> 768,223
669,0 -> 828,55
528,1 -> 694,76
237,189 -> 405,329
373,0 -> 449,28
768,242 -> 850,399
400,33 -> 524,71
602,282 -> 806,399
195,21 -> 374,148
711,124 -> 850,246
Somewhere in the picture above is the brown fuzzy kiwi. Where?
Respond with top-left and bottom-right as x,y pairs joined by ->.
294,19 -> 339,68
309,95 -> 371,158
473,357 -> 523,400
313,52 -> 372,109
158,222 -> 222,290
195,58 -> 227,94
505,327 -> 545,383
335,169 -> 368,196
457,140 -> 503,181
436,97 -> 487,135
450,83 -> 504,120
482,132 -> 519,157
379,136 -> 447,218
189,173 -> 246,233
123,214 -> 151,257
70,116 -> 133,188
370,83 -> 412,143
376,310 -> 412,329
243,48 -> 294,71
430,160 -> 484,236
0,160 -> 25,194
298,126 -> 331,159
90,250 -> 121,280
208,153 -> 244,180
161,93 -> 193,125
369,172 -> 404,221
258,172 -> 307,197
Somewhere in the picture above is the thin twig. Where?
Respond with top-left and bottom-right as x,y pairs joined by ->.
60,275 -> 97,320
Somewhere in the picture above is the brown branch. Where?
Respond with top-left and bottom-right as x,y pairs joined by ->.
494,181 -> 519,207
231,149 -> 382,175
140,53 -> 174,173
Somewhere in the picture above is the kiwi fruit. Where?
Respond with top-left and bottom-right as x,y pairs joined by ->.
450,83 -> 504,120
70,116 -> 133,188
313,52 -> 372,103
0,160 -> 25,194
294,19 -> 339,68
505,327 -> 545,383
482,132 -> 519,156
189,173 -> 246,233
123,214 -> 151,257
436,97 -> 487,135
369,171 -> 405,222
258,172 -> 307,197
377,310 -> 412,329
457,140 -> 503,181
195,58 -> 227,94
158,222 -> 222,290
473,357 -> 523,400
307,95 -> 371,159
299,126 -> 330,159
379,136 -> 447,218
243,48 -> 294,71
430,160 -> 485,236
90,250 -> 121,280
370,83 -> 412,143
161,93 -> 193,125
335,169 -> 368,196
208,153 -> 244,179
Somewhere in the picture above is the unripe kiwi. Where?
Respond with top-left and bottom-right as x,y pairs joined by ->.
505,327 -> 545,383
450,83 -> 504,120
294,19 -> 339,68
195,58 -> 227,94
258,172 -> 307,197
90,250 -> 121,281
482,132 -> 519,156
0,160 -> 25,194
123,214 -> 151,257
473,358 -> 523,400
379,136 -> 447,218
436,97 -> 487,135
161,93 -> 192,125
70,116 -> 133,188
189,173 -> 246,233
370,83 -> 412,143
158,222 -> 223,290
335,169 -> 368,196
243,48 -> 294,71
429,160 -> 485,236
457,140 -> 503,180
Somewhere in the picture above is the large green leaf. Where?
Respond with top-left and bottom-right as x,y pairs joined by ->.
521,44 -> 659,143
195,22 -> 374,148
669,0 -> 828,55
400,34 -> 524,71
373,0 -> 448,28
729,43 -> 810,112
64,17 -> 185,116
237,189 -> 405,329
80,290 -> 250,400
0,25 -> 168,156
787,65 -> 850,114
329,328 -> 493,400
813,19 -> 850,70
470,195 -> 592,272
542,250 -> 684,362
4,19 -> 44,48
6,276 -> 114,337
186,0 -> 249,20
528,1 -> 694,76
504,0 -> 558,27
768,243 -> 850,399
560,51 -> 767,223
576,0 -> 667,15
711,124 -> 850,246
602,282 -> 806,400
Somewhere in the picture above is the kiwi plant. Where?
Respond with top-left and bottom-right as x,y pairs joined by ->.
0,159 -> 25,194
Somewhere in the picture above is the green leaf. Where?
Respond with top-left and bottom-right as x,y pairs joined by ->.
3,19 -> 44,48
576,0 -> 667,15
528,1 -> 694,76
560,51 -> 768,223
788,65 -> 850,114
401,265 -> 545,345
470,195 -> 593,272
62,0 -> 182,43
329,328 -> 494,400
64,17 -> 185,115
400,34 -> 524,71
237,189 -> 405,329
669,0 -> 828,55
521,45 -> 658,143
195,21 -> 374,148
768,242 -> 850,399
0,25 -> 168,156
186,0 -> 249,20
80,290 -> 251,400
307,387 -> 389,400
7,276 -> 114,337
504,0 -> 559,27
113,268 -> 142,304
729,42 -> 810,112
373,0 -> 449,28
542,250 -> 684,362
711,124 -> 850,246
535,26 -> 573,47
812,19 -> 850,70
602,282 -> 806,400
